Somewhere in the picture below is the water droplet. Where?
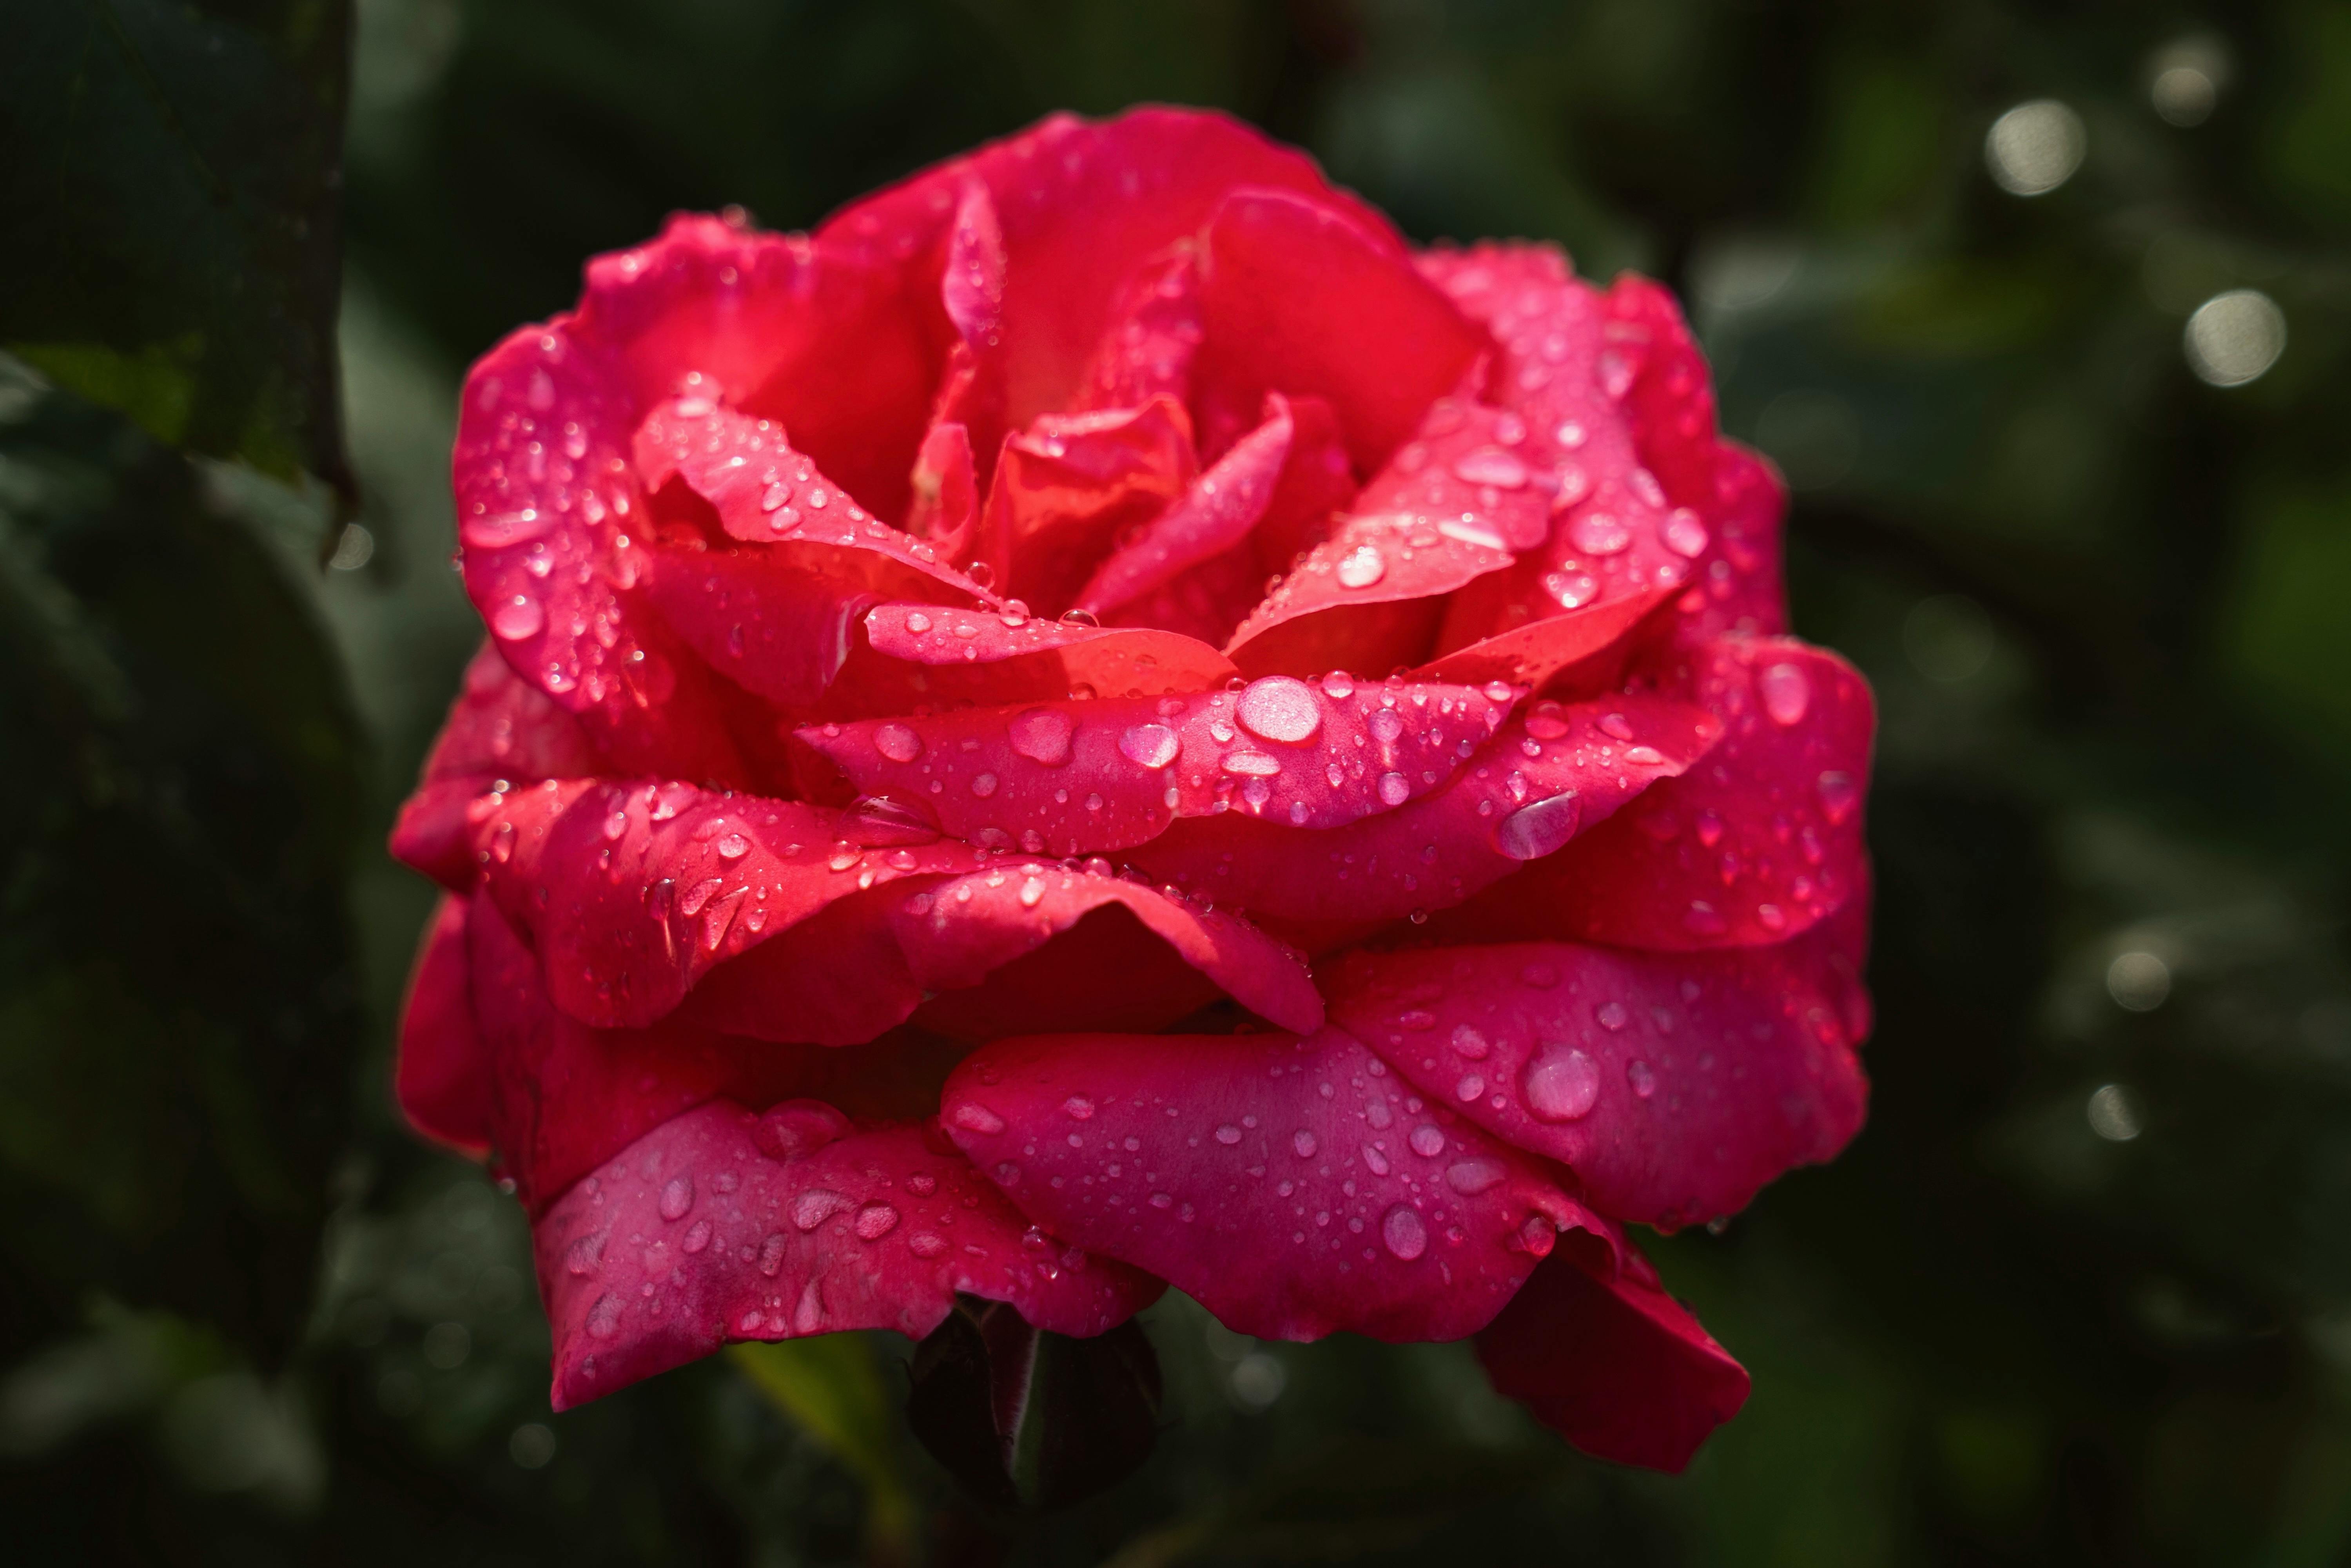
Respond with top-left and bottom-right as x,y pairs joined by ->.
1062,1095 -> 1095,1120
1444,1158 -> 1504,1195
874,723 -> 923,762
586,1294 -> 622,1339
1018,876 -> 1046,908
1596,1002 -> 1628,1031
1336,544 -> 1387,589
1568,513 -> 1631,555
1544,571 -> 1598,609
951,1103 -> 1007,1136
1524,701 -> 1570,741
1451,1024 -> 1489,1059
790,1189 -> 853,1232
970,772 -> 1000,798
1362,1144 -> 1391,1176
965,560 -> 996,589
1237,676 -> 1322,743
1408,1125 -> 1447,1158
1664,508 -> 1710,557
682,1219 -> 711,1253
1495,792 -> 1581,860
1760,662 -> 1811,725
1524,1045 -> 1601,1121
854,1202 -> 900,1240
904,611 -> 933,634
1453,447 -> 1530,488
1380,1205 -> 1428,1261
658,1176 -> 695,1220
1816,770 -> 1858,822
1009,707 -> 1074,765
1119,723 -> 1179,769
1292,1130 -> 1318,1158
492,595 -> 545,640
1215,1124 -> 1243,1146
1319,671 -> 1355,700
1627,1059 -> 1657,1099
716,833 -> 748,860
908,1232 -> 948,1258
1221,749 -> 1282,778
1377,771 -> 1411,807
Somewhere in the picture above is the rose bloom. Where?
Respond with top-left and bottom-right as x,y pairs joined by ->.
392,108 -> 1872,1473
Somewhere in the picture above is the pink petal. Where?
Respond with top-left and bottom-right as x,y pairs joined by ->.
1074,245 -> 1203,412
1477,1231 -> 1749,1473
822,107 -> 1401,427
1126,692 -> 1720,922
978,396 -> 1196,615
903,420 -> 979,567
1192,187 -> 1481,472
1223,389 -> 1546,678
1410,587 -> 1673,693
476,781 -> 984,1031
890,860 -> 1321,1036
940,1027 -> 1600,1342
924,181 -> 1010,495
1076,396 -> 1293,616
796,678 -> 1515,856
535,1103 -> 1163,1410
831,602 -> 1237,715
394,894 -> 492,1157
1440,638 -> 1872,950
1323,905 -> 1872,1228
390,642 -> 605,889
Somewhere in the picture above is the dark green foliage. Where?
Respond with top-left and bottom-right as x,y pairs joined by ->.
5,1 -> 2351,1563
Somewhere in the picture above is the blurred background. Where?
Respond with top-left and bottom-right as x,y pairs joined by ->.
6,0 -> 2351,1562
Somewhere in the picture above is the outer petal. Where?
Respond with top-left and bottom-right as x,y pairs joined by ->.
1323,906 -> 1872,1228
1192,188 -> 1482,471
1442,638 -> 1872,949
797,678 -> 1514,855
390,641 -> 603,889
1127,692 -> 1719,923
821,107 -> 1402,426
394,894 -> 492,1157
535,1104 -> 1163,1410
1477,1230 -> 1750,1473
941,1027 -> 1598,1343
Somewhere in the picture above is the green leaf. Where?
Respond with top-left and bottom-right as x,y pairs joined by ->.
733,1336 -> 918,1561
0,0 -> 353,492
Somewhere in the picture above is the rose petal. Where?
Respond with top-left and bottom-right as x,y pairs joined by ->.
1076,396 -> 1293,616
891,860 -> 1321,1035
390,642 -> 604,888
979,396 -> 1196,616
1324,906 -> 1872,1227
1127,692 -> 1720,922
1192,187 -> 1481,471
535,1104 -> 1163,1410
830,603 -> 1237,715
1477,1229 -> 1749,1473
822,107 -> 1401,426
1439,638 -> 1871,950
1224,391 -> 1542,678
903,419 -> 979,567
797,678 -> 1515,856
941,1027 -> 1598,1342
394,894 -> 492,1157
476,781 -> 984,1030
1075,245 -> 1203,412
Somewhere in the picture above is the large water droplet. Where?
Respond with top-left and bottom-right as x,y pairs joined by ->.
1759,662 -> 1811,726
1568,513 -> 1631,555
1524,1045 -> 1602,1122
1627,1059 -> 1657,1099
951,1102 -> 1007,1136
1292,1130 -> 1318,1158
854,1201 -> 900,1240
1664,508 -> 1711,557
1336,544 -> 1387,589
1453,447 -> 1530,488
658,1176 -> 695,1221
790,1189 -> 853,1232
1408,1124 -> 1447,1158
1380,1205 -> 1428,1261
1237,676 -> 1322,743
873,723 -> 923,763
1119,723 -> 1178,769
1444,1158 -> 1505,1195
492,595 -> 545,640
1009,707 -> 1074,765
1495,792 -> 1581,860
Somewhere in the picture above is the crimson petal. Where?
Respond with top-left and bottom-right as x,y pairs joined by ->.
1440,638 -> 1872,949
979,396 -> 1195,615
1324,905 -> 1872,1228
1077,396 -> 1293,617
829,603 -> 1236,716
941,1027 -> 1602,1342
1477,1231 -> 1750,1473
535,1104 -> 1163,1410
1127,691 -> 1719,923
394,894 -> 492,1157
797,677 -> 1515,856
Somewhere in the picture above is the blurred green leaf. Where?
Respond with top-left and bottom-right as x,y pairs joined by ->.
732,1336 -> 916,1562
0,0 -> 352,491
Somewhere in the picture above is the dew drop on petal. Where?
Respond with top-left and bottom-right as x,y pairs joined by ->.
1119,723 -> 1179,769
1408,1125 -> 1447,1158
1336,544 -> 1387,589
1009,707 -> 1074,765
853,1202 -> 900,1240
492,595 -> 546,640
1759,662 -> 1811,726
1524,1044 -> 1602,1122
951,1102 -> 1006,1136
1237,676 -> 1322,743
1495,792 -> 1582,860
1377,771 -> 1411,807
658,1176 -> 695,1220
873,723 -> 924,763
1444,1158 -> 1505,1195
1380,1204 -> 1428,1261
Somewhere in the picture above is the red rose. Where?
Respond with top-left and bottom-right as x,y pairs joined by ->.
392,107 -> 1872,1473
